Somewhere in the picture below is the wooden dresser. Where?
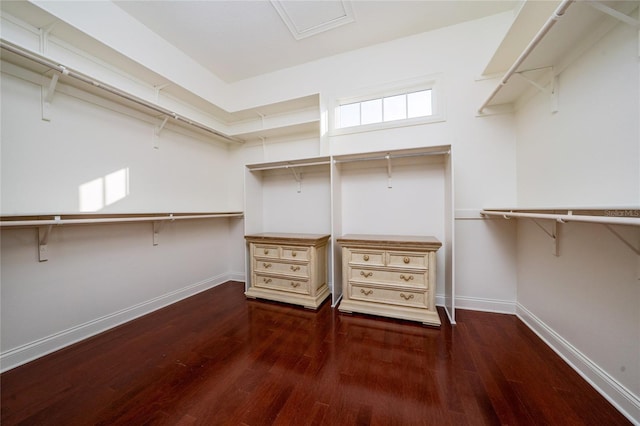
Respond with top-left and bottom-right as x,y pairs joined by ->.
245,233 -> 331,309
336,234 -> 442,326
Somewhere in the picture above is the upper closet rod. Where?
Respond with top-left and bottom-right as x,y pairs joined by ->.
248,160 -> 330,172
333,149 -> 450,164
0,40 -> 243,144
477,0 -> 574,114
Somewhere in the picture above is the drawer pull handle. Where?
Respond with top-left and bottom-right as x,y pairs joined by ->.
290,282 -> 300,288
403,257 -> 410,264
263,262 -> 272,268
290,266 -> 300,272
400,293 -> 414,300
360,289 -> 373,296
292,251 -> 297,257
400,274 -> 414,282
363,254 -> 370,261
264,249 -> 269,255
360,271 -> 373,278
263,278 -> 272,284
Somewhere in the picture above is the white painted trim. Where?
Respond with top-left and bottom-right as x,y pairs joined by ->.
227,271 -> 246,282
454,295 -> 517,314
0,273 -> 235,373
516,303 -> 640,425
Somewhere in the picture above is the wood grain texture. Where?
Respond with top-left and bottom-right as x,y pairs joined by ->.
1,281 -> 631,425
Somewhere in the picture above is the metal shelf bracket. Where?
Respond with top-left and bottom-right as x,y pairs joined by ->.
152,214 -> 174,245
386,154 -> 392,188
42,73 -> 60,121
531,218 -> 561,256
287,166 -> 302,193
37,215 -> 59,261
604,224 -> 640,256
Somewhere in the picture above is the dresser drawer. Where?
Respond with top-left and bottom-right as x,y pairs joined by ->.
349,267 -> 428,288
255,244 -> 280,259
347,250 -> 385,267
350,284 -> 427,308
254,274 -> 310,295
387,252 -> 428,269
255,259 -> 309,277
281,246 -> 309,261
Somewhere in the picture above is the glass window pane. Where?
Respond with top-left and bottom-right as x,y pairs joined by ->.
361,99 -> 382,125
383,95 -> 406,122
339,103 -> 360,128
407,90 -> 432,118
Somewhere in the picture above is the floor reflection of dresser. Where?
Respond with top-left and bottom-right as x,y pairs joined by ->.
245,233 -> 331,309
337,234 -> 442,326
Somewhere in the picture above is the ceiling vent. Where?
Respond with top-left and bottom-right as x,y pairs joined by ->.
270,0 -> 355,40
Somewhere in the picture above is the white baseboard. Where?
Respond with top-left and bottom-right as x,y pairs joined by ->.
0,273 -> 233,373
453,295 -> 517,314
516,303 -> 640,425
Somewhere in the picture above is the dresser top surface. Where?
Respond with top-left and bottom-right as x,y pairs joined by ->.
337,234 -> 442,249
245,232 -> 330,244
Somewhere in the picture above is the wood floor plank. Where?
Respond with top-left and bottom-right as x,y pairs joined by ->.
1,281 -> 632,425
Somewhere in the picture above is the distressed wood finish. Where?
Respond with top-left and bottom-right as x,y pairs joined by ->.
1,281 -> 631,425
337,234 -> 442,326
245,233 -> 330,309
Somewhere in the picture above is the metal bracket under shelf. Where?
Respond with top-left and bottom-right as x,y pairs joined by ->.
531,218 -> 561,256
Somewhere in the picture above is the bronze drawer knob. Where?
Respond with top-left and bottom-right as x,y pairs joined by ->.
360,289 -> 373,296
403,257 -> 410,264
400,274 -> 413,282
360,271 -> 373,278
400,293 -> 414,300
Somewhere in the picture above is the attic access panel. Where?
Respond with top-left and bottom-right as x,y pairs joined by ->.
271,0 -> 355,40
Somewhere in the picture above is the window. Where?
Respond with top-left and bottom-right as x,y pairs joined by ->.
334,76 -> 442,134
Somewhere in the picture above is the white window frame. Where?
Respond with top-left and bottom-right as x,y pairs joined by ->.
331,74 -> 445,136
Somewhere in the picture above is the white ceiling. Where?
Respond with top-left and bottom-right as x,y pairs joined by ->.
113,1 -> 518,83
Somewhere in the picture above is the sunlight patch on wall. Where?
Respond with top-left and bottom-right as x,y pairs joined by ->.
79,168 -> 130,212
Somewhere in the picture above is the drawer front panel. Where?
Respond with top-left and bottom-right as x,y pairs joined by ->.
254,274 -> 310,295
350,285 -> 427,308
349,267 -> 428,289
387,252 -> 428,269
281,246 -> 309,261
347,250 -> 385,267
255,259 -> 309,277
254,244 -> 280,259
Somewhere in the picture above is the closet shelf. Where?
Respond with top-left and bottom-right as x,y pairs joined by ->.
0,39 -> 244,144
481,208 -> 640,226
1,212 -> 244,262
0,212 -> 244,228
478,0 -> 638,114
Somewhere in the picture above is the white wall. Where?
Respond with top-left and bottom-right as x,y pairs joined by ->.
516,15 -> 639,207
0,61 -> 239,370
1,70 -> 232,214
0,218 -> 238,371
514,14 -> 640,422
232,12 -> 520,313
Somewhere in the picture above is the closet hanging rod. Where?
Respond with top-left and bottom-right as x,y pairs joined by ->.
333,149 -> 450,164
0,212 -> 243,228
0,40 -> 244,144
477,0 -> 574,114
481,210 -> 639,226
248,160 -> 331,171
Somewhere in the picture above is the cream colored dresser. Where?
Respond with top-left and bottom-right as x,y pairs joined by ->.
245,233 -> 331,309
337,234 -> 442,326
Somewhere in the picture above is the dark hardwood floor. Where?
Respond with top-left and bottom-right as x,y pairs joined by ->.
1,281 -> 631,425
